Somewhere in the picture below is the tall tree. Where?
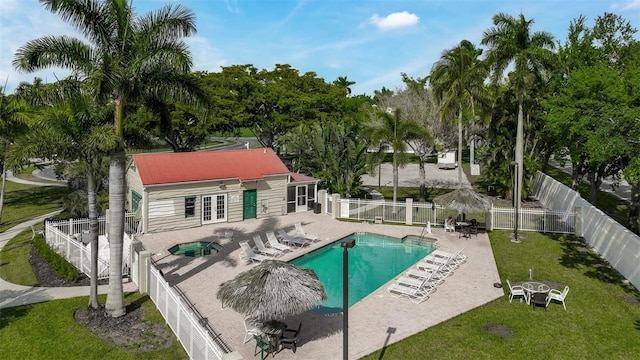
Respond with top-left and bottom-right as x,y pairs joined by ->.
375,74 -> 439,201
8,87 -> 115,309
0,87 -> 29,224
14,0 -> 202,317
482,13 -> 555,204
429,40 -> 489,189
333,76 -> 356,97
366,108 -> 430,203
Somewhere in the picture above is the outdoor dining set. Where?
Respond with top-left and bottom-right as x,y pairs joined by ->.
507,279 -> 570,310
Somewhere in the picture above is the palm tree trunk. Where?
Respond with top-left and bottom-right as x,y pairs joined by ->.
87,163 -> 100,309
105,149 -> 126,317
0,159 -> 6,224
457,105 -> 463,189
515,90 -> 525,205
418,159 -> 426,202
392,152 -> 398,203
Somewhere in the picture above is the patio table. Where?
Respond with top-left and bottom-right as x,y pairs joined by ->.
522,281 -> 550,306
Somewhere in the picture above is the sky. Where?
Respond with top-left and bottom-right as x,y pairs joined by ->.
1,0 -> 639,96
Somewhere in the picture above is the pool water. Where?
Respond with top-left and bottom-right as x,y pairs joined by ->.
289,232 -> 436,313
168,241 -> 220,257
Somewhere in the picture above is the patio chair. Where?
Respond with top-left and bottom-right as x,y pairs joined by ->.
546,286 -> 569,311
276,229 -> 308,247
387,282 -> 430,304
252,235 -> 282,257
265,232 -> 293,252
278,322 -> 302,353
468,219 -> 479,236
294,223 -> 320,242
506,280 -> 528,304
239,241 -> 269,263
253,334 -> 276,358
244,317 -> 261,344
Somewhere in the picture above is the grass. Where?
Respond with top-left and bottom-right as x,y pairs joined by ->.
0,293 -> 189,360
0,228 -> 39,285
0,180 -> 70,232
362,230 -> 640,359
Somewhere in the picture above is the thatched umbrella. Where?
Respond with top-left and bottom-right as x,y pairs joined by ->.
216,260 -> 327,321
433,187 -> 492,214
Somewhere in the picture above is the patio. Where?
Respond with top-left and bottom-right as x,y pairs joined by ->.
139,212 -> 503,359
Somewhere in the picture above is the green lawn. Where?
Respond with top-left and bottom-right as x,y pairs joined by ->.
0,228 -> 38,285
363,230 -> 640,359
0,293 -> 188,360
0,181 -> 70,232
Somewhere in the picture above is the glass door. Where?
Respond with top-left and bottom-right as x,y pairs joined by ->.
202,194 -> 227,224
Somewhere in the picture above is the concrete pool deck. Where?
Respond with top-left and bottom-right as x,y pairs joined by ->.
139,212 -> 504,359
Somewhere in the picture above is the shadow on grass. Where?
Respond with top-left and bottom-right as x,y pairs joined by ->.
0,304 -> 32,330
635,319 -> 640,331
551,233 -> 638,294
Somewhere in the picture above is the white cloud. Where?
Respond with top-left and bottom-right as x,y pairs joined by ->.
370,11 -> 419,31
610,0 -> 640,11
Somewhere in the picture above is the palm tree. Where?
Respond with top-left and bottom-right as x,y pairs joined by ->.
0,87 -> 29,224
366,108 -> 430,203
429,40 -> 488,189
13,0 -> 202,317
333,76 -> 356,96
481,12 -> 555,205
8,87 -> 115,309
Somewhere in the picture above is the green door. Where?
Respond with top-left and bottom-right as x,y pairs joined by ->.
243,189 -> 257,220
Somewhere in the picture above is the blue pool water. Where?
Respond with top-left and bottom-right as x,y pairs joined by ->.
289,232 -> 436,313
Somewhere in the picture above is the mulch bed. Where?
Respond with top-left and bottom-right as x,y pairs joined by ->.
29,243 -> 175,352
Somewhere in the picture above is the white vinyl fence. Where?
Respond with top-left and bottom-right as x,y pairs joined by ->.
45,212 -> 140,236
44,223 -> 132,279
147,263 -> 230,359
532,171 -> 640,291
327,193 -> 572,234
491,206 -> 575,234
42,212 -> 138,279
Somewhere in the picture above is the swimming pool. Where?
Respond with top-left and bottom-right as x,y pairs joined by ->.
289,232 -> 436,313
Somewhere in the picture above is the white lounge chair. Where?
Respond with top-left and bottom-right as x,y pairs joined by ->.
387,282 -> 430,304
239,241 -> 269,263
252,235 -> 282,257
264,232 -> 293,252
507,279 -> 528,304
431,249 -> 467,264
546,286 -> 569,311
276,229 -> 308,247
294,223 -> 320,242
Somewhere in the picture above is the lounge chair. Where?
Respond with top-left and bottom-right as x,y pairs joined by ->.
387,282 -> 430,304
506,279 -> 528,304
431,249 -> 467,264
409,265 -> 447,286
265,232 -> 293,252
294,223 -> 320,242
239,241 -> 269,263
252,235 -> 282,257
276,229 -> 308,247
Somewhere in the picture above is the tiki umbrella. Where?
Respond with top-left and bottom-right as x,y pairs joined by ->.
216,260 -> 327,321
433,187 -> 492,214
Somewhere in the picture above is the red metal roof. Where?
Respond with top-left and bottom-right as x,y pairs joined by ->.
132,148 -> 291,186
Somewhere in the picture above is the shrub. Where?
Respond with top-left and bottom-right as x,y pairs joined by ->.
32,237 -> 80,283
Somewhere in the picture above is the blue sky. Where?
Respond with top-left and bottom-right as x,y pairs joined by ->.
1,0 -> 639,96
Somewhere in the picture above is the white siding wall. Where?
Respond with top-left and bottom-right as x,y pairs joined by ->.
144,175 -> 288,233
